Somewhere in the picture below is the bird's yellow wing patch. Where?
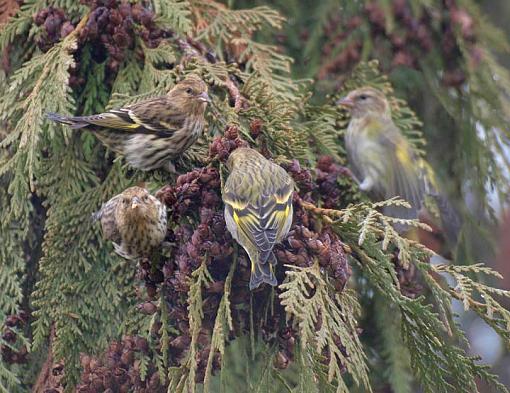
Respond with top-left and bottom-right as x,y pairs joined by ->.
396,143 -> 412,167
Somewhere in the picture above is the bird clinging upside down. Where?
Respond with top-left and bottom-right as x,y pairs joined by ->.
337,87 -> 461,247
222,148 -> 294,290
93,186 -> 167,260
47,74 -> 210,172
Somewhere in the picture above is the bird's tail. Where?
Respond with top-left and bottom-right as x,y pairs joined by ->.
431,193 -> 463,247
46,112 -> 89,129
249,251 -> 277,290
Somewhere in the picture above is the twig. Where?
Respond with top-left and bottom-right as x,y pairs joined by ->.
172,34 -> 247,112
68,13 -> 90,41
297,196 -> 342,222
32,325 -> 64,393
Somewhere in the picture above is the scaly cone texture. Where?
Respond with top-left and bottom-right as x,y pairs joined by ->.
73,126 -> 355,392
1,1 -> 510,393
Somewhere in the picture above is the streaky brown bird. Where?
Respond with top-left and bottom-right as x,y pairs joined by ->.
47,74 -> 210,171
93,186 -> 167,260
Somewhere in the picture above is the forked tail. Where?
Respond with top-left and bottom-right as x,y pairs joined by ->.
46,112 -> 89,129
249,251 -> 277,290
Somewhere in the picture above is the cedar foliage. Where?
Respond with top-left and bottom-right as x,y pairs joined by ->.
0,1 -> 509,392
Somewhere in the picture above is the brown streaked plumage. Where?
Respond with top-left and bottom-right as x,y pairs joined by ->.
47,74 -> 210,171
222,148 -> 294,290
94,186 -> 167,260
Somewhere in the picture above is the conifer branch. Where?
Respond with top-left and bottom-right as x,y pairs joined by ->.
172,33 -> 247,111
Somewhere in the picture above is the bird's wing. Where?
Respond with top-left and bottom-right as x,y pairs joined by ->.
223,163 -> 293,264
95,197 -> 121,244
65,97 -> 185,136
346,146 -> 364,184
377,121 -> 425,212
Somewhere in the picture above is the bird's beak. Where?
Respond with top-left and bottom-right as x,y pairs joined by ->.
131,196 -> 141,209
336,97 -> 354,109
198,92 -> 211,103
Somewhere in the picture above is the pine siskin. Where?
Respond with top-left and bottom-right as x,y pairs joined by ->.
93,186 -> 167,260
222,148 -> 294,290
337,87 -> 461,243
47,74 -> 210,171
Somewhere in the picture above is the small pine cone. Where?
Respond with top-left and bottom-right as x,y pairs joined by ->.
120,349 -> 134,367
135,337 -> 149,352
287,236 -> 305,250
392,50 -> 416,68
224,124 -> 239,140
149,372 -> 162,390
274,351 -> 290,369
451,8 -> 475,42
149,269 -> 164,284
5,314 -> 22,327
136,302 -> 158,315
155,185 -> 177,207
60,21 -> 74,38
442,69 -> 466,87
34,9 -> 49,25
249,119 -> 263,138
170,335 -> 191,350
346,16 -> 362,30
364,2 -> 386,32
2,329 -> 15,343
284,160 -> 314,193
390,34 -> 406,49
415,24 -> 432,51
199,167 -> 220,186
145,282 -> 157,299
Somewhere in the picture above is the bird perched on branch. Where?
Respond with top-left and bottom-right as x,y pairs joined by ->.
47,74 -> 210,172
93,186 -> 167,260
222,148 -> 294,290
337,87 -> 461,247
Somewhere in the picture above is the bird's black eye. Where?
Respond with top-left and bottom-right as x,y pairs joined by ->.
123,198 -> 129,205
359,94 -> 368,100
186,88 -> 193,95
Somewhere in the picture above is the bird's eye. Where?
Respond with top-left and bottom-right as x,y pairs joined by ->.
186,88 -> 193,95
123,198 -> 129,205
359,94 -> 368,100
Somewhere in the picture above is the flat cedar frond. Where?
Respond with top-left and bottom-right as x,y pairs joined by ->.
168,260 -> 212,393
241,75 -> 309,160
300,104 -> 345,163
139,41 -> 178,91
192,0 -> 293,94
428,263 -> 510,340
374,297 -> 413,393
202,247 -> 237,393
153,0 -> 192,34
0,35 -> 76,228
315,197 -> 432,267
280,263 -> 371,393
352,244 -> 508,393
194,2 -> 284,42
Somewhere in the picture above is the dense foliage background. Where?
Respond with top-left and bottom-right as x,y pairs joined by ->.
1,0 -> 509,392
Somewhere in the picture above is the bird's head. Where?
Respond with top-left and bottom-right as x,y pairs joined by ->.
169,74 -> 210,115
336,87 -> 391,120
226,147 -> 261,170
119,186 -> 155,218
